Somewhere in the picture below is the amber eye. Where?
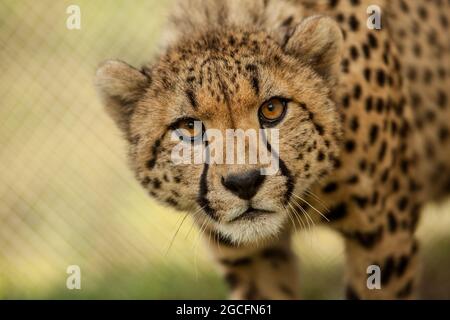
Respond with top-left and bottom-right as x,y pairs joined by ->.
174,118 -> 204,141
258,97 -> 288,125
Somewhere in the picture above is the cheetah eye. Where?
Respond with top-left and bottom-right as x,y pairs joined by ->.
173,118 -> 204,142
258,97 -> 288,126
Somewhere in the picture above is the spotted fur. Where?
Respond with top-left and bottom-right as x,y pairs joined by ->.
96,0 -> 450,299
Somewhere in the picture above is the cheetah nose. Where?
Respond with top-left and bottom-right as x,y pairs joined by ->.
221,169 -> 266,200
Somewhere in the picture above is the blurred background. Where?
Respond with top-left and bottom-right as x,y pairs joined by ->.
0,0 -> 449,299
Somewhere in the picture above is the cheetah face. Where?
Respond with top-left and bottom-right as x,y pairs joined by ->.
96,16 -> 343,245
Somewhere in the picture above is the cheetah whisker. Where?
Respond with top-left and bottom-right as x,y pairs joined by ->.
193,216 -> 210,280
291,197 -> 316,231
290,197 -> 318,245
290,197 -> 316,236
280,203 -> 298,234
185,205 -> 207,240
291,192 -> 330,222
165,212 -> 190,256
286,201 -> 308,232
304,189 -> 330,212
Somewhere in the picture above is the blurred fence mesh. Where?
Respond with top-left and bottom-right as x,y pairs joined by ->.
0,0 -> 449,299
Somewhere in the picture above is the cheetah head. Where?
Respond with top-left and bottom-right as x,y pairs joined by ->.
95,16 -> 343,245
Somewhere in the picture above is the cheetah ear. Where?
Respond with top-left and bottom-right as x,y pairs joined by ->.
95,60 -> 151,135
282,16 -> 343,85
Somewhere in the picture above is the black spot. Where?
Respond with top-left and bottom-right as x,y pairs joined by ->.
348,15 -> 359,31
346,286 -> 360,300
185,89 -> 197,109
353,84 -> 362,100
146,137 -> 164,170
400,160 -> 409,174
345,226 -> 383,249
381,256 -> 395,285
378,141 -> 387,161
250,76 -> 259,95
350,116 -> 359,132
312,120 -> 324,135
437,91 -> 447,109
369,125 -> 379,145
387,212 -> 398,233
411,240 -> 419,255
376,98 -> 385,113
261,248 -> 289,261
423,69 -> 433,84
244,282 -> 258,300
197,164 -> 217,221
281,16 -> 294,27
397,280 -> 413,298
365,96 -> 373,112
245,64 -> 259,95
341,94 -> 351,108
371,191 -> 379,205
367,33 -> 378,48
346,175 -> 359,184
396,255 -> 410,277
397,196 -> 409,211
278,157 -> 295,205
325,203 -> 347,221
221,257 -> 252,267
440,14 -> 449,28
439,127 -> 450,142
391,178 -> 400,192
152,178 -> 161,189
317,151 -> 325,161
412,43 -> 422,57
335,13 -> 345,23
140,176 -> 150,187
322,182 -> 338,193
344,140 -> 356,153
166,197 -> 178,206
399,0 -> 409,13
352,195 -> 368,209
407,68 -> 417,81
364,68 -> 371,81
224,273 -> 239,289
213,230 -> 236,247
146,158 -> 156,170
417,6 -> 428,19
362,44 -> 371,59
359,159 -> 367,171
340,58 -> 350,73
349,46 -> 359,60
376,69 -> 386,86
380,168 -> 390,182
328,0 -> 339,8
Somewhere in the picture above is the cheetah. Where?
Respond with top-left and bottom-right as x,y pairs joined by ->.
95,0 -> 450,299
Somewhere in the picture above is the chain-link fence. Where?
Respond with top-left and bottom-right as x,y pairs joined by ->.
0,0 -> 449,299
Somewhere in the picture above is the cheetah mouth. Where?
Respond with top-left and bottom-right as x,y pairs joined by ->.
228,207 -> 275,223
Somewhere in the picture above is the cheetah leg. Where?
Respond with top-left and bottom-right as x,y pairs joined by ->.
344,232 -> 419,299
204,230 -> 300,299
